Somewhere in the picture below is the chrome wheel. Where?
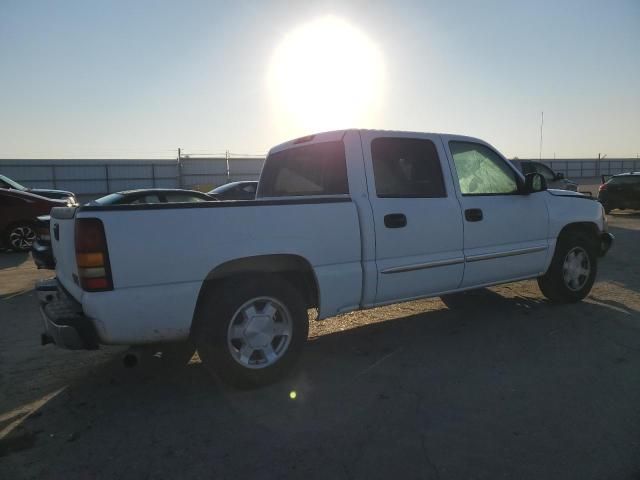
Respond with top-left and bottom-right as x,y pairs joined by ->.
562,247 -> 591,291
227,296 -> 292,369
9,225 -> 36,250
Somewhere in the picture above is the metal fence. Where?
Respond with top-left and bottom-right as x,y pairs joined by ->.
1,156 -> 639,198
0,156 -> 265,198
525,158 -> 640,178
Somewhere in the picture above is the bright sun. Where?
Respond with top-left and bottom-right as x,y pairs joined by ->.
268,16 -> 385,134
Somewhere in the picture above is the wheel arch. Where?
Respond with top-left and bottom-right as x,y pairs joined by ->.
556,221 -> 600,246
191,254 -> 320,333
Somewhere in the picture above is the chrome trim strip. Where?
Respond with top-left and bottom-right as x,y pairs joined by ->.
381,257 -> 465,274
465,245 -> 547,263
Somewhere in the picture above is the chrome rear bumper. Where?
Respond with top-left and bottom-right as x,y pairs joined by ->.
36,278 -> 99,350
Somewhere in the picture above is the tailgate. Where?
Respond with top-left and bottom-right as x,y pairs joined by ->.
50,206 -> 83,301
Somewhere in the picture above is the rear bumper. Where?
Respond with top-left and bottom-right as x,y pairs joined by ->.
36,278 -> 99,350
599,232 -> 614,257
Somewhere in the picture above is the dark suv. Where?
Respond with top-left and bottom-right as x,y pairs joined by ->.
598,172 -> 640,214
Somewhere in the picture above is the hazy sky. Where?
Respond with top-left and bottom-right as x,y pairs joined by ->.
1,0 -> 638,159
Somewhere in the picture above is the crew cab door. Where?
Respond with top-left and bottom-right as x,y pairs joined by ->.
443,138 -> 549,287
360,132 -> 465,304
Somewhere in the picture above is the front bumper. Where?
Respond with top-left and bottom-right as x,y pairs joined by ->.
36,278 -> 99,350
599,232 -> 614,257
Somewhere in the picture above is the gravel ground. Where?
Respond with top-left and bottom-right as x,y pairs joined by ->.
1,212 -> 639,480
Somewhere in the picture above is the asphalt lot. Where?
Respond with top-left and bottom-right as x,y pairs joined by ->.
1,213 -> 639,480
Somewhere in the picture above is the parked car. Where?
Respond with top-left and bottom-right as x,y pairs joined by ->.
1,174 -> 77,203
598,172 -> 640,214
511,160 -> 578,191
0,188 -> 69,251
38,130 -> 612,387
208,181 -> 258,200
32,188 -> 215,269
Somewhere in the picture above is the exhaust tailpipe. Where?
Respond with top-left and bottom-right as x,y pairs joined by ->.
123,350 -> 140,368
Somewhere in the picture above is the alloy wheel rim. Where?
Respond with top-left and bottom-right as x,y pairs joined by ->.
562,247 -> 591,291
227,296 -> 293,369
9,226 -> 36,250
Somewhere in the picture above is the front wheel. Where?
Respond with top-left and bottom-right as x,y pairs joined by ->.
194,275 -> 309,388
537,233 -> 597,303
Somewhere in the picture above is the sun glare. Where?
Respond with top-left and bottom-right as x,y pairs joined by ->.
268,16 -> 385,135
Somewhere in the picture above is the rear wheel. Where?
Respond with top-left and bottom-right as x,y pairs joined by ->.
6,223 -> 36,252
537,233 -> 597,303
195,275 -> 309,388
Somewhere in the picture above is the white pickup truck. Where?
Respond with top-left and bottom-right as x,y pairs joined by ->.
38,129 -> 613,387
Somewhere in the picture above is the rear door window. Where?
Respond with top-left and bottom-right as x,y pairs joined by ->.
371,138 -> 446,197
164,193 -> 208,203
259,141 -> 348,197
609,176 -> 639,186
130,194 -> 162,204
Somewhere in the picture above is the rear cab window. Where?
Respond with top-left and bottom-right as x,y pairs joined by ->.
609,176 -> 640,186
258,141 -> 348,197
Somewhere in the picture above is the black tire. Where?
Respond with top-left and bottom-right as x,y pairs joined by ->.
537,232 -> 598,303
194,275 -> 309,388
603,205 -> 612,214
5,222 -> 36,252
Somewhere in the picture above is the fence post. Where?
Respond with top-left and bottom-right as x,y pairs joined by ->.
151,163 -> 156,187
51,164 -> 57,189
105,165 -> 110,194
177,148 -> 183,188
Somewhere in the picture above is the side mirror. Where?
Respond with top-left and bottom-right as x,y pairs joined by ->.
555,172 -> 565,180
524,173 -> 547,194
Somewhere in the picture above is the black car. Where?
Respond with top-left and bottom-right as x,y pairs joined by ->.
208,181 -> 258,200
598,172 -> 640,214
1,174 -> 77,203
32,188 -> 215,269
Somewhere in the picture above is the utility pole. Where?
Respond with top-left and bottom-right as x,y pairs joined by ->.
597,153 -> 607,177
539,111 -> 544,161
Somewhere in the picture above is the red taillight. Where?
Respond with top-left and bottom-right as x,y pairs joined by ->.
598,183 -> 607,192
75,218 -> 113,292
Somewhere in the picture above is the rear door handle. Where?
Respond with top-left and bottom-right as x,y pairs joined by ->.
464,208 -> 483,222
384,213 -> 407,228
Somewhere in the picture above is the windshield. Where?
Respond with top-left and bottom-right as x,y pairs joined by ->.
211,183 -> 238,194
92,193 -> 125,205
0,174 -> 27,191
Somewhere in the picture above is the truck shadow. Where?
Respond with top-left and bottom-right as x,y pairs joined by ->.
4,288 -> 640,479
0,251 -> 30,270
597,224 -> 640,293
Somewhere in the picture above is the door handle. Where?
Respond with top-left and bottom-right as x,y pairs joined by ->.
384,213 -> 407,228
464,208 -> 483,222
